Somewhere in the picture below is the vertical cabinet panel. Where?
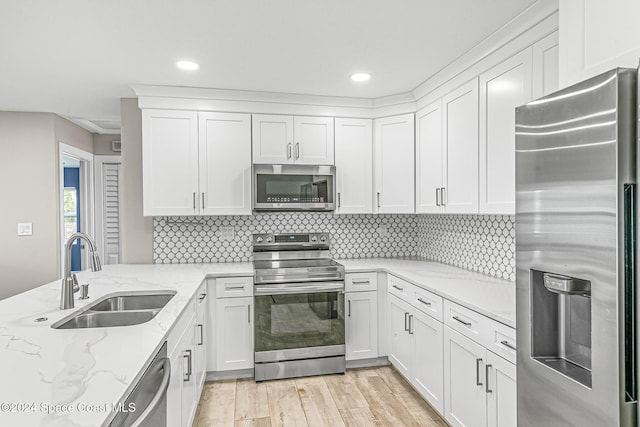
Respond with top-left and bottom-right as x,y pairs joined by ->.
294,116 -> 335,165
194,288 -> 208,392
374,113 -> 415,213
443,79 -> 479,214
180,324 -> 197,427
388,295 -> 413,377
487,351 -> 517,427
199,112 -> 252,215
444,326 -> 488,427
345,291 -> 378,360
215,296 -> 254,371
142,110 -> 199,216
479,51 -> 532,214
532,31 -> 560,99
416,100 -> 444,213
335,118 -> 373,213
412,311 -> 445,414
252,114 -> 294,164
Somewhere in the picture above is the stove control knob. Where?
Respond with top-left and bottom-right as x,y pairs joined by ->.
320,236 -> 327,242
256,237 -> 263,243
311,236 -> 317,242
266,237 -> 273,243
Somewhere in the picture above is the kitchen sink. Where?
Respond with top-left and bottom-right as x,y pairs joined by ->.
52,290 -> 177,329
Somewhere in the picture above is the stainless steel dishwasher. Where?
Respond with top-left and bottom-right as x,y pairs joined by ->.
109,341 -> 170,427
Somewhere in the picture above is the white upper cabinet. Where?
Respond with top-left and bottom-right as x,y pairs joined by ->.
416,100 -> 444,213
479,51 -> 532,214
532,31 -> 559,99
198,112 -> 252,215
374,113 -> 415,214
559,0 -> 640,87
252,114 -> 334,165
142,109 -> 199,216
335,118 -> 373,214
443,79 -> 479,214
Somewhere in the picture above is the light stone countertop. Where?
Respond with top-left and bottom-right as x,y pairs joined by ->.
0,259 -> 513,426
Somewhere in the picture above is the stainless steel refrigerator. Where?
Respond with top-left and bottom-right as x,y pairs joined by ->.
515,68 -> 637,426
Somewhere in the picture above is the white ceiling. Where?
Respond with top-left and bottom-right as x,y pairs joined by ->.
0,0 -> 539,132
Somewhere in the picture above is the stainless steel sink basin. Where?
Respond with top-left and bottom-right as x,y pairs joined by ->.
52,290 -> 177,329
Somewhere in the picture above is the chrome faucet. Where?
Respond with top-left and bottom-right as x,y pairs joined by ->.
61,232 -> 102,309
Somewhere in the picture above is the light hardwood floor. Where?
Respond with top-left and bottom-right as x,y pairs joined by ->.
193,366 -> 448,427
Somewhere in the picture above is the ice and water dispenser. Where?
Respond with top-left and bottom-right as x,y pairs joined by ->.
530,270 -> 592,387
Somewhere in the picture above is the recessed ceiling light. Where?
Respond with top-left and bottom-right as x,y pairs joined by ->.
176,61 -> 199,71
350,73 -> 371,82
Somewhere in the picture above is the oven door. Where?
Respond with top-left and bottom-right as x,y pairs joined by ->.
254,282 -> 345,363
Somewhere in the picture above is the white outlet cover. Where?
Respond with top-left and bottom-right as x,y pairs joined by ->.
219,226 -> 235,239
18,223 -> 33,236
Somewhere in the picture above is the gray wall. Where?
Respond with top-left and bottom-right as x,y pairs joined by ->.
93,133 -> 122,156
0,112 -> 93,300
120,98 -> 153,263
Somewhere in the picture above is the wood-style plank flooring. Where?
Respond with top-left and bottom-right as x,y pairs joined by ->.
193,366 -> 448,427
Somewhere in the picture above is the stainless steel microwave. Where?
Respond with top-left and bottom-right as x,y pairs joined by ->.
253,165 -> 336,211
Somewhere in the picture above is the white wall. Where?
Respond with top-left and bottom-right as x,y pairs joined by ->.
120,98 -> 153,263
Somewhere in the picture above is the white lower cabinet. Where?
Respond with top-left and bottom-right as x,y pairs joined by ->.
194,287 -> 208,391
345,290 -> 378,360
388,294 -> 413,377
444,326 -> 516,427
215,296 -> 254,371
167,311 -> 197,427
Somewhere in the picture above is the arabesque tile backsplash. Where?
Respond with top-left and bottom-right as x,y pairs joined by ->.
154,213 -> 515,281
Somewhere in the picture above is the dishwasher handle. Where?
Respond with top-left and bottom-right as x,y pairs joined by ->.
130,357 -> 171,427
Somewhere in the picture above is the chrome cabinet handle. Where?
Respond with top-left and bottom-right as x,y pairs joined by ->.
485,364 -> 492,393
500,340 -> 517,351
377,192 -> 381,208
295,142 -> 300,159
184,350 -> 192,382
287,142 -> 292,159
348,300 -> 351,317
226,285 -> 245,290
436,188 -> 441,206
192,192 -> 196,210
197,324 -> 204,345
441,187 -> 446,206
392,284 -> 404,291
408,314 -> 414,334
199,293 -> 207,301
338,192 -> 341,208
404,312 -> 409,332
130,357 -> 171,427
453,316 -> 472,327
202,192 -> 205,209
417,298 -> 431,306
352,280 -> 370,285
476,358 -> 483,386
248,304 -> 251,323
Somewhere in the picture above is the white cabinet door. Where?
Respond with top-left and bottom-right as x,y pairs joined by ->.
294,116 -> 334,165
335,118 -> 373,213
443,79 -> 479,214
532,31 -> 559,99
416,100 -> 444,213
444,326 -> 487,427
388,294 -> 413,377
412,310 -> 444,415
479,51 -> 532,214
167,340 -> 184,427
198,112 -> 252,215
141,109 -> 199,216
216,296 -> 254,371
180,322 -> 197,427
486,351 -> 516,427
194,289 -> 208,392
345,291 -> 378,361
374,113 -> 415,213
252,114 -> 294,164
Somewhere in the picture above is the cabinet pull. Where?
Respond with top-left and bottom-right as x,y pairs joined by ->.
248,304 -> 251,324
287,142 -> 292,159
338,192 -> 341,208
184,350 -> 192,382
500,340 -> 517,351
441,187 -> 446,206
476,358 -> 483,386
202,192 -> 205,209
417,297 -> 431,306
352,280 -> 370,285
199,293 -> 207,301
486,364 -> 493,393
198,324 -> 204,346
192,192 -> 196,210
392,284 -> 404,291
408,314 -> 414,334
453,316 -> 472,327
436,188 -> 441,206
377,192 -> 381,208
404,312 -> 410,332
295,142 -> 300,159
226,285 -> 245,290
348,300 -> 351,317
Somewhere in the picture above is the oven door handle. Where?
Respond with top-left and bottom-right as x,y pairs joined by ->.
254,282 -> 345,295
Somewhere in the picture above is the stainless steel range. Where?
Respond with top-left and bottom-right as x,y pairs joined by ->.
252,232 -> 346,381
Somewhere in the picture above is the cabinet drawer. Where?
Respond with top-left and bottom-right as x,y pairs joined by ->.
345,272 -> 377,292
412,287 -> 443,322
486,319 -> 517,364
388,275 -> 413,302
443,300 -> 490,346
215,276 -> 253,298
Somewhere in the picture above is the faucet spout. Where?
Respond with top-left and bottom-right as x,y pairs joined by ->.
61,232 -> 102,310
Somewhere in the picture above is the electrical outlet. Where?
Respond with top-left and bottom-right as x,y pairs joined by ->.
220,226 -> 235,239
377,225 -> 388,237
17,223 -> 33,236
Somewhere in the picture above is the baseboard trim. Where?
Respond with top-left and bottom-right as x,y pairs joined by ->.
346,356 -> 390,369
206,368 -> 254,381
